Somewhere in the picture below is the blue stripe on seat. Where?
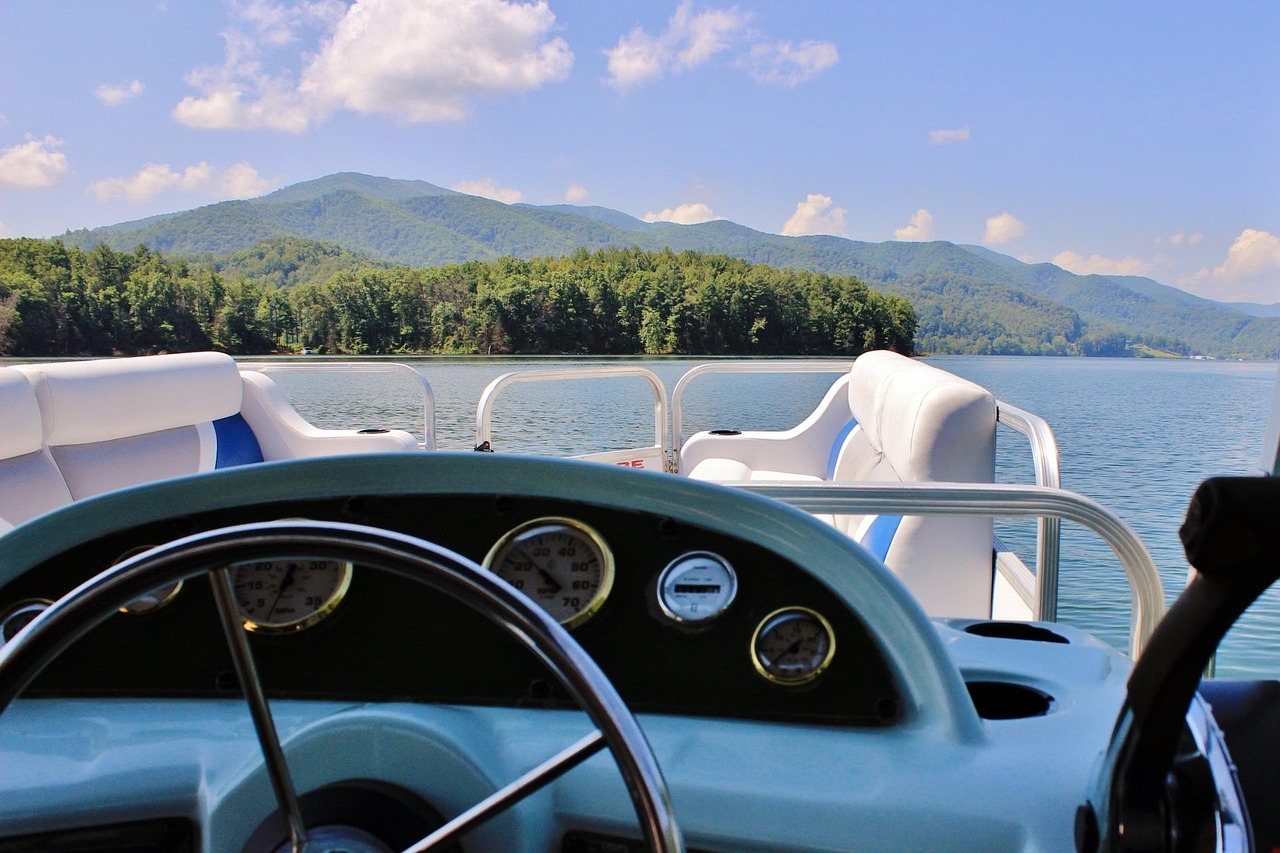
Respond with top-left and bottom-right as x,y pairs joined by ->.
213,414 -> 264,468
825,417 -> 860,480
861,515 -> 902,562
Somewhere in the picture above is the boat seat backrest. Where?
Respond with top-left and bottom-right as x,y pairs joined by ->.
680,350 -> 997,618
15,353 -> 254,501
0,368 -> 73,527
842,351 -> 997,617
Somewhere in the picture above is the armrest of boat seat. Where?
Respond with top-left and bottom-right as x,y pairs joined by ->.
679,374 -> 856,479
238,371 -> 418,460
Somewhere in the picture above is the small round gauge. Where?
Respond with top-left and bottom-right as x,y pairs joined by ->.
751,606 -> 836,686
656,552 -> 738,624
1,599 -> 53,648
484,517 -> 614,629
230,558 -> 353,634
113,546 -> 183,615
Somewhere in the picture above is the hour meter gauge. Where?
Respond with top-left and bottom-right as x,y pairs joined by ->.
656,551 -> 738,624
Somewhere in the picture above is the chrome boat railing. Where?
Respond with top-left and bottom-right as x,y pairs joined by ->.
238,361 -> 437,449
741,481 -> 1164,660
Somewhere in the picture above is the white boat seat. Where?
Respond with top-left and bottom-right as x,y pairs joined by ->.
5,353 -> 418,510
682,350 -> 996,618
0,368 -> 73,527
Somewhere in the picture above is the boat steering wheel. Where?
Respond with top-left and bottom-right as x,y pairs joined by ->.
0,520 -> 686,853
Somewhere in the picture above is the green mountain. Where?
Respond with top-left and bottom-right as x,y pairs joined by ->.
57,172 -> 1280,358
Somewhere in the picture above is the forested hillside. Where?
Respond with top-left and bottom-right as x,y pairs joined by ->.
57,173 -> 1280,359
0,239 -> 914,357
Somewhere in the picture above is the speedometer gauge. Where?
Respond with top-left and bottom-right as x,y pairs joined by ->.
484,517 -> 614,629
230,558 -> 353,634
751,607 -> 836,686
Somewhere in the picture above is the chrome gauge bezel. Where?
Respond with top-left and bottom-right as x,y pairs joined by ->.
0,599 -> 53,648
114,545 -> 184,615
229,557 -> 354,634
750,606 -> 836,686
656,551 -> 738,624
484,516 -> 615,630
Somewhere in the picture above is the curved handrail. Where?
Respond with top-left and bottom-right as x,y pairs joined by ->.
670,361 -> 852,451
238,361 -> 437,450
995,402 -> 1063,622
475,366 -> 668,460
741,481 -> 1165,660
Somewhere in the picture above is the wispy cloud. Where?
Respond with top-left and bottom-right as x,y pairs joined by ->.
983,211 -> 1027,245
605,2 -> 749,90
782,193 -> 846,236
605,2 -> 835,90
643,202 -> 718,224
1182,228 -> 1280,302
0,136 -> 70,189
453,178 -> 523,204
1053,250 -> 1155,277
564,184 -> 589,203
95,79 -> 144,106
893,208 -> 934,241
88,161 -> 279,202
741,40 -> 838,87
174,0 -> 572,132
928,127 -> 970,145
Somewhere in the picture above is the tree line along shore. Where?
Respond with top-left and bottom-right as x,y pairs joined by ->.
0,239 -> 916,358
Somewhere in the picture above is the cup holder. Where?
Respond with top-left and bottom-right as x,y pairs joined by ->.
708,429 -> 742,436
963,621 -> 1069,644
966,681 -> 1054,719
357,428 -> 391,435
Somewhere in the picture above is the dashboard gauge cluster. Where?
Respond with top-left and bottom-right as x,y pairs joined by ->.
484,517 -> 614,629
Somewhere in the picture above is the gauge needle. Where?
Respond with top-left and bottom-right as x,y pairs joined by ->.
536,567 -> 562,593
266,563 -> 298,619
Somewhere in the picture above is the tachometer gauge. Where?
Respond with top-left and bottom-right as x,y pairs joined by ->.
657,552 -> 737,624
230,558 -> 353,634
484,517 -> 614,629
751,607 -> 836,686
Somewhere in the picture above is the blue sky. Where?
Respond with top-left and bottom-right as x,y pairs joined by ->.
1,1 -> 1277,302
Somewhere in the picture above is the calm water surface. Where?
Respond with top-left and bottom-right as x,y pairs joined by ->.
260,354 -> 1280,676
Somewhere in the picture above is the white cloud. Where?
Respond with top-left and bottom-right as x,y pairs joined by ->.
1182,228 -> 1280,302
0,136 -> 70,189
741,40 -> 838,87
643,202 -> 718,224
95,79 -> 144,106
175,0 -> 572,131
894,208 -> 935,241
0,221 -> 8,236
1170,230 -> 1205,247
781,193 -> 846,236
1052,250 -> 1155,277
605,2 -> 750,89
453,178 -> 523,204
88,161 -> 279,202
564,184 -> 589,203
928,127 -> 970,145
983,211 -> 1027,245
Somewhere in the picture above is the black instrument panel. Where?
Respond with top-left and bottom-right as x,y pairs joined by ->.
1,491 -> 902,728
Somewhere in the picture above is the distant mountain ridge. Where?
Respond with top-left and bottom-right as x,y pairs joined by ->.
58,173 -> 1280,358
